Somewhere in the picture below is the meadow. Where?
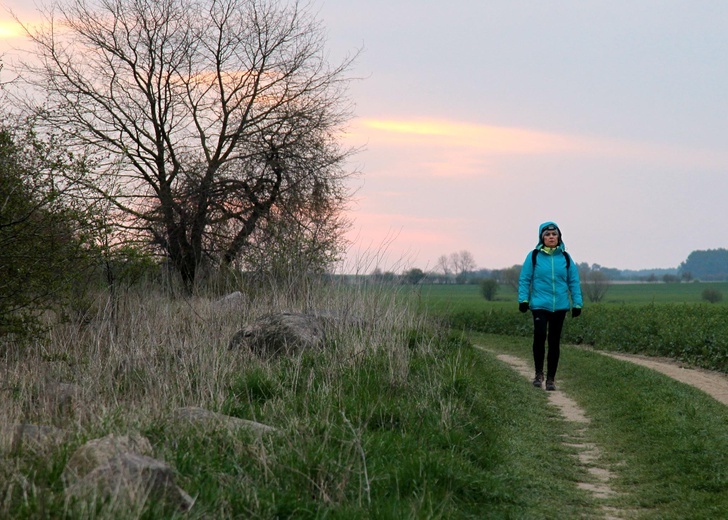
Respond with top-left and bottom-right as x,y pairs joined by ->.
417,280 -> 728,314
1,279 -> 728,518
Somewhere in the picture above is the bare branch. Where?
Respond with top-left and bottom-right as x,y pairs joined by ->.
12,0 -> 358,289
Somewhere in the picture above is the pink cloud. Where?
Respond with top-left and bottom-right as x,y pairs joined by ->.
344,117 -> 728,176
354,118 -> 584,153
342,211 -> 469,270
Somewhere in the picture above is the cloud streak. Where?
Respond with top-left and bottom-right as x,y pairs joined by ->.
347,117 -> 728,175
360,118 -> 578,154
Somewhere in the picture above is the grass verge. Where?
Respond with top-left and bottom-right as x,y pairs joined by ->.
141,333 -> 597,518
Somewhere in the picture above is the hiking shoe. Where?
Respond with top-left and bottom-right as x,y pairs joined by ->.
532,373 -> 544,388
545,379 -> 557,391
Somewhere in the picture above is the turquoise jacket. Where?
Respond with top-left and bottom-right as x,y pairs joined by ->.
518,221 -> 583,312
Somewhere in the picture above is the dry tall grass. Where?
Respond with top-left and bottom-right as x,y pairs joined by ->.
3,281 -> 424,425
0,279 -> 428,516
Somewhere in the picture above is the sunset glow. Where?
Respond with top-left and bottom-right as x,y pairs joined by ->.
0,22 -> 21,39
359,118 -> 586,154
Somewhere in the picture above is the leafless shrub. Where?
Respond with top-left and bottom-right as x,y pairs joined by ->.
583,270 -> 611,303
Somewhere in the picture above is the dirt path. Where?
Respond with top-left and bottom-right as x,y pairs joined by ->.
477,347 -> 623,519
584,348 -> 728,406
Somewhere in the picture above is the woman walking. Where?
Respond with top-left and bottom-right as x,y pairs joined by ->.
518,222 -> 583,391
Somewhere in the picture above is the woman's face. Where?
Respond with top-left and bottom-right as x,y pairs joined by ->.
542,231 -> 559,248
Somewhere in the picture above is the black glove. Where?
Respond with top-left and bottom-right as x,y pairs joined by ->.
519,302 -> 529,313
572,308 -> 582,318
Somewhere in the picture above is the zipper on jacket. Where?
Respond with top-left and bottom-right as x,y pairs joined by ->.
551,255 -> 556,311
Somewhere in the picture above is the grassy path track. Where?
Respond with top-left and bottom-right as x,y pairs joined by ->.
474,333 -> 728,519
476,345 -> 625,520
586,349 -> 728,406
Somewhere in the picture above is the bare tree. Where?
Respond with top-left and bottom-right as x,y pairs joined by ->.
436,254 -> 451,278
583,269 -> 611,303
15,0 -> 356,290
450,250 -> 476,283
501,265 -> 521,292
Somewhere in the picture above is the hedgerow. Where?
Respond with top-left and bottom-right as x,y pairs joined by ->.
447,304 -> 728,373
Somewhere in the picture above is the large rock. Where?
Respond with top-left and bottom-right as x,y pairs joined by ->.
172,406 -> 277,436
62,432 -> 154,483
228,312 -> 326,357
65,452 -> 194,512
63,433 -> 193,512
214,291 -> 246,308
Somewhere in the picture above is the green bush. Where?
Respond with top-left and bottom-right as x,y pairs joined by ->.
702,287 -> 723,304
479,278 -> 499,301
0,127 -> 94,337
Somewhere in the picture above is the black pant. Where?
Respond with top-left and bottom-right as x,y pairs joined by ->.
531,309 -> 567,380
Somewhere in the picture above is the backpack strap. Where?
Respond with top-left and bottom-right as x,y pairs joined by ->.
532,249 -> 571,271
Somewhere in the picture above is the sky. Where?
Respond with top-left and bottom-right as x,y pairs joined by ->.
2,1 -> 728,273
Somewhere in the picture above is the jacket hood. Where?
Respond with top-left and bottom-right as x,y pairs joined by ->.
536,221 -> 565,250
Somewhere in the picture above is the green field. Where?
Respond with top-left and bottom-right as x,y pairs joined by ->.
414,281 -> 728,374
416,280 -> 728,315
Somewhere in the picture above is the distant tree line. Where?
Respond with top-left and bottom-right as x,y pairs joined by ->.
360,247 -> 728,288
679,249 -> 728,281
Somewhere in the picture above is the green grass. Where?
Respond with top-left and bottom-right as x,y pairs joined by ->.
475,333 -> 728,519
142,333 -> 597,518
11,330 -> 728,518
2,284 -> 598,519
601,281 -> 728,304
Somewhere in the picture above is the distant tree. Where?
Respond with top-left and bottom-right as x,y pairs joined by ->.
472,268 -> 493,279
402,268 -> 426,285
450,250 -> 476,284
370,268 -> 383,283
480,278 -> 498,301
436,255 -> 452,280
681,271 -> 693,282
577,262 -> 591,281
662,274 -> 680,283
599,267 -> 622,280
501,265 -> 521,291
583,270 -> 611,303
702,287 -> 723,304
679,249 -> 728,281
370,268 -> 396,284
